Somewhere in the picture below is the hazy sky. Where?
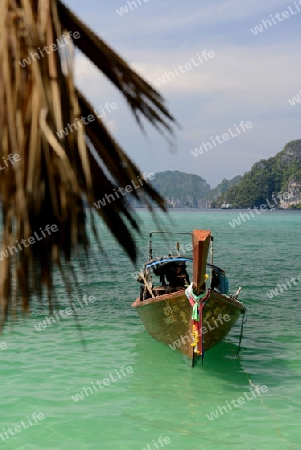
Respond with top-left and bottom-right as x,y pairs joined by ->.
68,0 -> 301,187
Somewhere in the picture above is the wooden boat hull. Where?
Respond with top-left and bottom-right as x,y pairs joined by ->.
131,289 -> 245,361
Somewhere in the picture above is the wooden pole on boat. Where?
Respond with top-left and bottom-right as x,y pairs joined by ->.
148,233 -> 153,260
192,230 -> 211,295
209,236 -> 214,287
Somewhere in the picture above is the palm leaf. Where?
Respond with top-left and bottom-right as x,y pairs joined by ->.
0,0 -> 174,324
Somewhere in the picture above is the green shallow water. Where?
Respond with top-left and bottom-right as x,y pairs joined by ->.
1,210 -> 301,450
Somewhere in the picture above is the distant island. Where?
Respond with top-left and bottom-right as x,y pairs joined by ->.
148,140 -> 301,209
214,140 -> 301,209
151,170 -> 210,208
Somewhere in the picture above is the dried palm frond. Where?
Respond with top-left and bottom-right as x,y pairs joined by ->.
0,0 -> 175,325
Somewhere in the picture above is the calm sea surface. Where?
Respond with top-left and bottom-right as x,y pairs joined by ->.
1,210 -> 301,450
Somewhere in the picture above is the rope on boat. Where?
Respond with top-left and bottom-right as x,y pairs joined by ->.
139,271 -> 155,298
236,309 -> 247,356
244,372 -> 295,448
200,302 -> 205,366
237,312 -> 293,447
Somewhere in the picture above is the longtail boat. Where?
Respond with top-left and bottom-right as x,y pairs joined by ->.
131,230 -> 246,366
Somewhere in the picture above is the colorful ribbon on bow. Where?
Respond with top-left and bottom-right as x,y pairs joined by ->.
185,282 -> 210,359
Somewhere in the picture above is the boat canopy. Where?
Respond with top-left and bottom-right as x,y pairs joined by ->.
144,257 -> 225,273
145,257 -> 192,270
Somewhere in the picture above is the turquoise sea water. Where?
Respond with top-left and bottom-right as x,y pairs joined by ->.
1,210 -> 301,450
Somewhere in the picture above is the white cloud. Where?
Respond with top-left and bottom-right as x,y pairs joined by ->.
128,43 -> 300,125
106,0 -> 293,35
68,0 -> 301,186
105,119 -> 119,133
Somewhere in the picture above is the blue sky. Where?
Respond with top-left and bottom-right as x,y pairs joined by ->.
68,0 -> 301,187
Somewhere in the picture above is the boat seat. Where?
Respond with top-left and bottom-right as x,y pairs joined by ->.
152,286 -> 184,295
